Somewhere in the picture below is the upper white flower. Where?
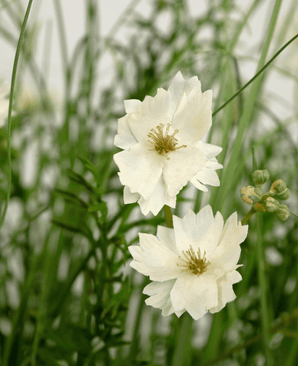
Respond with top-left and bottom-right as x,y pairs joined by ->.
0,79 -> 9,127
114,71 -> 222,216
128,205 -> 248,320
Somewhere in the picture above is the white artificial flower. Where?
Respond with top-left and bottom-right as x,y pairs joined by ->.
0,80 -> 9,127
114,71 -> 222,216
128,205 -> 248,320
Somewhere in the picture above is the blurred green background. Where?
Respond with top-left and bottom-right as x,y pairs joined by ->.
0,0 -> 297,365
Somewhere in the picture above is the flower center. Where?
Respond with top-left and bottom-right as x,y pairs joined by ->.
177,246 -> 210,276
147,123 -> 186,160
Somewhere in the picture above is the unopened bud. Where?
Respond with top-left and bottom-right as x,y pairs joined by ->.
270,179 -> 287,194
252,170 -> 270,185
264,197 -> 280,212
276,188 -> 290,200
275,204 -> 290,222
240,186 -> 262,205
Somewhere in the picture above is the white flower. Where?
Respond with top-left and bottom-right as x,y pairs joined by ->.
0,80 -> 9,127
113,71 -> 222,216
128,205 -> 248,320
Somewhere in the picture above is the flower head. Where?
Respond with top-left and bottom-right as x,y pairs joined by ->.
114,72 -> 222,216
128,205 -> 248,320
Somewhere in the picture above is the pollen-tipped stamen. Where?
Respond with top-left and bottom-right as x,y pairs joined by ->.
177,246 -> 210,275
147,123 -> 186,159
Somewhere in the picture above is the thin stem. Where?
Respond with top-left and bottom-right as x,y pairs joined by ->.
0,0 -> 34,231
202,308 -> 298,366
241,207 -> 257,225
164,205 -> 173,228
212,32 -> 298,117
53,0 -> 68,76
256,215 -> 273,365
171,315 -> 193,366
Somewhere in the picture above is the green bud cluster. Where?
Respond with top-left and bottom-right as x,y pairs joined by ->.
240,170 -> 291,221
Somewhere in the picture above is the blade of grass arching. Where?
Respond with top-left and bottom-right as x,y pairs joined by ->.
211,0 -> 283,214
53,0 -> 68,77
212,32 -> 298,118
2,251 -> 39,366
171,315 -> 193,366
31,232 -> 52,366
203,1 -> 283,363
105,0 -> 142,41
42,20 -> 53,82
0,0 -> 34,231
275,0 -> 297,48
49,247 -> 96,319
207,60 -> 237,209
256,215 -> 273,365
207,0 -> 264,144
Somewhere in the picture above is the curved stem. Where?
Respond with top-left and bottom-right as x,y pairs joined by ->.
212,32 -> 298,117
0,0 -> 34,232
241,207 -> 257,225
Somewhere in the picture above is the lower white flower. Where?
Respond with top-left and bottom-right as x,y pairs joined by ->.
128,205 -> 248,320
114,71 -> 222,216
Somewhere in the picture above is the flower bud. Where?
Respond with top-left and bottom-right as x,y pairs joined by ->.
240,186 -> 262,205
264,197 -> 280,212
276,188 -> 290,200
270,179 -> 287,194
275,204 -> 290,221
252,170 -> 270,185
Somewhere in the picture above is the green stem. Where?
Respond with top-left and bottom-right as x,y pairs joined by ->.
0,0 -> 34,232
213,0 -> 283,213
241,207 -> 257,225
202,308 -> 298,366
212,32 -> 298,117
164,205 -> 173,228
256,215 -> 273,365
171,315 -> 193,366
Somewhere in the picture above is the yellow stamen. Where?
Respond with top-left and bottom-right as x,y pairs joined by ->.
177,246 -> 210,275
147,123 -> 186,160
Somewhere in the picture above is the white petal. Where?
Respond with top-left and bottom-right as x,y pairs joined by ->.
114,144 -> 162,200
137,175 -> 176,216
190,177 -> 208,192
170,274 -> 218,319
196,205 -> 215,233
196,140 -> 222,159
123,186 -> 139,204
181,209 -> 199,240
128,88 -> 170,144
209,270 -> 242,314
129,234 -> 181,281
184,76 -> 200,96
143,280 -> 176,316
206,158 -> 223,170
114,115 -> 138,149
157,225 -> 177,253
167,71 -> 186,119
184,276 -> 218,320
124,99 -> 141,114
214,218 -> 248,271
195,211 -> 224,254
163,145 -> 207,197
173,214 -> 200,253
171,87 -> 212,144
194,168 -> 221,187
170,276 -> 189,311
